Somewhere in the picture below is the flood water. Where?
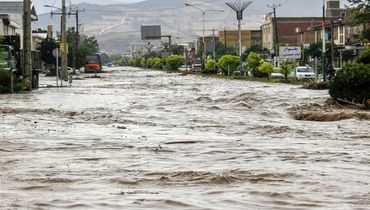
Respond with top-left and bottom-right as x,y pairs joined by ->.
1,67 -> 370,209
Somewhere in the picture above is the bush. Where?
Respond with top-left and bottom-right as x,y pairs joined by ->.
258,61 -> 274,77
129,57 -> 144,67
280,61 -> 293,82
247,52 -> 268,78
202,59 -> 218,74
329,63 -> 370,107
166,55 -> 184,71
114,59 -> 125,66
153,58 -> 164,69
357,48 -> 370,64
0,69 -> 30,94
146,57 -> 164,69
205,59 -> 216,70
147,58 -> 155,68
246,52 -> 261,70
0,69 -> 11,93
218,55 -> 239,75
140,58 -> 147,68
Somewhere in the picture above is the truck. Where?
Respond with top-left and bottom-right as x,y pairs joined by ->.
0,44 -> 17,72
0,35 -> 42,89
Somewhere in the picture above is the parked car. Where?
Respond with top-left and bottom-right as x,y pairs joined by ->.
271,72 -> 284,78
292,66 -> 315,80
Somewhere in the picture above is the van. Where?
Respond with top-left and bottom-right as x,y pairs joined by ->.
84,54 -> 102,73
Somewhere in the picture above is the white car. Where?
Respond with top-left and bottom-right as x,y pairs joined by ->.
293,66 -> 315,80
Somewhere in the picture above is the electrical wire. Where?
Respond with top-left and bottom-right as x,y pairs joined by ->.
84,5 -> 187,13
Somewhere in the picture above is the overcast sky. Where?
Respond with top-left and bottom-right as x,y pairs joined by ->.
35,0 -> 350,15
35,0 -> 145,14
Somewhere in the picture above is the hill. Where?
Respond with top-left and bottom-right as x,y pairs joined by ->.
34,0 -> 348,54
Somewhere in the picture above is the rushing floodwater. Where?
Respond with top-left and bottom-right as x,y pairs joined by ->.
1,67 -> 369,210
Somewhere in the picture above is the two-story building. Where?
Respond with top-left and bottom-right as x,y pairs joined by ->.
261,0 -> 350,53
218,30 -> 262,50
0,0 -> 38,43
0,14 -> 19,36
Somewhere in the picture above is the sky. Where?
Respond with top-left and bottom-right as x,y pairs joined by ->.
35,0 -> 145,14
35,0 -> 351,15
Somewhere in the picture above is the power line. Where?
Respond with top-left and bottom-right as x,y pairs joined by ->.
83,6 -> 186,13
267,3 -> 282,49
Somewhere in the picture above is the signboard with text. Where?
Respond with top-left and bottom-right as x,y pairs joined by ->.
141,25 -> 161,40
279,46 -> 301,59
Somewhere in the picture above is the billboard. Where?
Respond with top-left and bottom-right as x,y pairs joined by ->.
279,46 -> 301,59
141,25 -> 161,40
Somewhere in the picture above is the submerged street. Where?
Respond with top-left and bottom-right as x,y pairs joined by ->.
1,67 -> 370,209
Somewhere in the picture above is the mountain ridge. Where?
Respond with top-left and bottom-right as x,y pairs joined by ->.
34,0 -> 348,54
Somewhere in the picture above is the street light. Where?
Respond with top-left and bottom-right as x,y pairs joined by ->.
44,1 -> 68,82
185,2 -> 224,68
322,0 -> 327,82
226,0 -> 253,73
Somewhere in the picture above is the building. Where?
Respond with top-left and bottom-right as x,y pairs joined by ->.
261,0 -> 351,52
218,30 -> 262,50
32,28 -> 48,50
261,14 -> 323,51
0,0 -> 38,41
0,14 -> 19,35
326,0 -> 348,19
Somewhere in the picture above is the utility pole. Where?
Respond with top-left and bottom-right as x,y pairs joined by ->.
224,29 -> 227,51
330,20 -> 335,67
23,0 -> 32,91
61,0 -> 68,81
68,7 -> 85,74
268,3 -> 281,55
212,28 -> 216,59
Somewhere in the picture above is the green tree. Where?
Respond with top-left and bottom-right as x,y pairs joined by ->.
347,0 -> 370,41
280,61 -> 293,83
247,52 -> 262,70
39,38 -> 58,65
130,57 -> 144,67
307,42 -> 322,59
215,41 -> 237,59
153,58 -> 164,69
75,34 -> 99,69
205,59 -> 216,70
247,52 -> 268,77
357,48 -> 370,64
258,61 -> 274,78
218,55 -> 240,75
202,59 -> 218,74
329,63 -> 370,108
166,55 -> 184,71
243,45 -> 269,61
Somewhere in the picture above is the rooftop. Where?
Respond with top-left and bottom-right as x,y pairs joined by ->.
0,0 -> 38,21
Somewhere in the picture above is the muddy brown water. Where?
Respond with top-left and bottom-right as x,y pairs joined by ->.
1,67 -> 369,209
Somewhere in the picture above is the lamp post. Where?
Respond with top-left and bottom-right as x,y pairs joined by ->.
45,1 -> 68,81
226,0 -> 253,73
322,0 -> 327,82
185,2 -> 224,68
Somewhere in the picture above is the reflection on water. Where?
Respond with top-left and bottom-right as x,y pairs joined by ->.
1,67 -> 370,209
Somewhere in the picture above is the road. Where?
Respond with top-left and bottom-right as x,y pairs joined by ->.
1,66 -> 369,209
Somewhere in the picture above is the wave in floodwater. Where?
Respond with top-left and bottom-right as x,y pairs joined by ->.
1,66 -> 370,209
